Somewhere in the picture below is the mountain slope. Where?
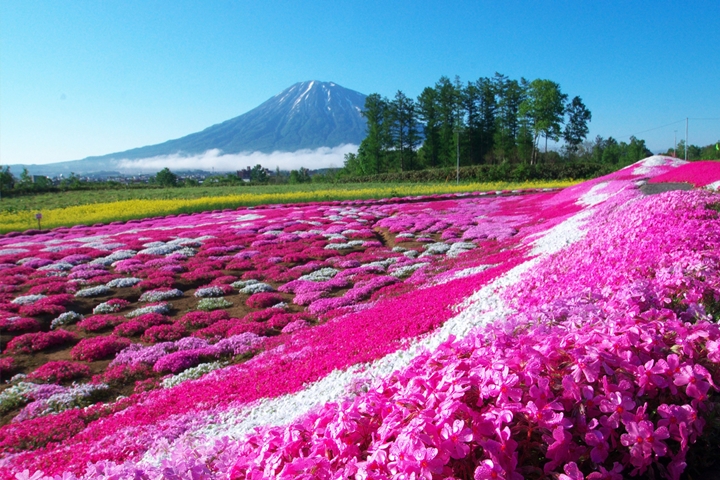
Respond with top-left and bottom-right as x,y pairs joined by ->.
12,81 -> 367,175
100,80 -> 367,160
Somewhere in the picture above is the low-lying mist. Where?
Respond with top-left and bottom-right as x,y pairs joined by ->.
116,144 -> 358,173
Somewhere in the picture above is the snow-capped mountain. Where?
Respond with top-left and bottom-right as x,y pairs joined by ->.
13,81 -> 368,175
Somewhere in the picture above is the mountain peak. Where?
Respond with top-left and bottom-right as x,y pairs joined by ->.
10,81 -> 368,175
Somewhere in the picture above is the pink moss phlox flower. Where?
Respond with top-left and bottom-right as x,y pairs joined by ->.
673,364 -> 713,401
584,427 -> 610,463
439,419 -> 473,459
543,426 -> 574,474
585,462 -> 623,480
598,392 -> 635,429
558,462 -> 584,480
620,420 -> 670,470
474,459 -> 512,480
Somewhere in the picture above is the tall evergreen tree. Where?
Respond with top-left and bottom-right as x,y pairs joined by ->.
388,91 -> 420,171
356,93 -> 390,174
435,76 -> 462,167
492,73 -> 527,162
476,77 -> 497,163
563,96 -> 592,155
417,87 -> 441,168
461,81 -> 481,164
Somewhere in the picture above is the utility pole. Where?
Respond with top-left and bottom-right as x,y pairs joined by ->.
685,118 -> 688,161
456,130 -> 460,185
674,130 -> 677,157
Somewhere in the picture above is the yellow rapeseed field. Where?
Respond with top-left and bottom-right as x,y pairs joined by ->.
0,180 -> 577,233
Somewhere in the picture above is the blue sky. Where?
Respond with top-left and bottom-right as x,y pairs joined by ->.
2,0 -> 719,165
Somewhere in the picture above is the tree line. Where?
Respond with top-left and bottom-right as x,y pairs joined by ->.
343,73 -> 644,175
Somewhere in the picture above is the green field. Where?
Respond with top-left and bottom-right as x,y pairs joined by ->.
0,180 -> 575,214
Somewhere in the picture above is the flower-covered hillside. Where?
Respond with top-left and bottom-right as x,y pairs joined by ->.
2,156 -> 720,479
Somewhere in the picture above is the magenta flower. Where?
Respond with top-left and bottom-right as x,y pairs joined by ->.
584,428 -> 610,463
544,426 -> 573,473
440,419 -> 473,459
657,403 -> 694,448
474,459 -> 507,479
558,462 -> 584,480
486,367 -> 523,404
673,364 -> 712,400
586,463 -> 624,480
620,420 -> 669,468
571,354 -> 600,383
413,446 -> 445,479
636,359 -> 668,394
598,392 -> 635,428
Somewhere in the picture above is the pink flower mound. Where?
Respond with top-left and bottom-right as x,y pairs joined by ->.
0,317 -> 41,334
153,350 -> 202,374
226,192 -> 720,480
229,310 -> 718,479
77,314 -> 123,332
647,160 -> 720,187
5,329 -> 77,354
70,335 -> 131,362
177,310 -> 229,328
141,323 -> 187,343
26,361 -> 90,384
0,357 -> 14,377
17,294 -> 73,317
246,292 -> 284,309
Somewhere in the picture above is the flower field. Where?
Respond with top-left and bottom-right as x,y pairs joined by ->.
0,180 -> 577,234
1,156 -> 720,479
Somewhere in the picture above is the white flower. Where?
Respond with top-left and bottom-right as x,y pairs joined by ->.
194,286 -> 226,298
11,294 -> 47,305
172,247 -> 197,257
299,268 -> 339,282
236,282 -> 274,294
139,289 -> 184,302
390,263 -> 430,278
38,262 -> 74,271
422,243 -> 452,255
325,240 -> 364,250
92,250 -> 136,266
161,361 -> 226,389
447,242 -> 476,258
51,311 -> 83,329
125,302 -> 171,317
0,382 -> 37,415
138,244 -> 181,255
75,286 -> 112,298
106,277 -> 142,288
197,298 -> 233,311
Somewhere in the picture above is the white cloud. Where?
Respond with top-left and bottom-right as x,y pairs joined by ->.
115,145 -> 358,172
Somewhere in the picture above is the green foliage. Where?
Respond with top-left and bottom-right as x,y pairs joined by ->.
346,73 -> 599,174
0,166 -> 15,198
587,135 -> 652,166
250,165 -> 270,183
289,168 -> 311,184
338,162 -> 612,184
197,298 -> 233,311
388,90 -> 421,171
563,96 -> 592,154
154,168 -> 178,187
671,140 -> 720,161
352,93 -> 390,175
520,79 -> 568,163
